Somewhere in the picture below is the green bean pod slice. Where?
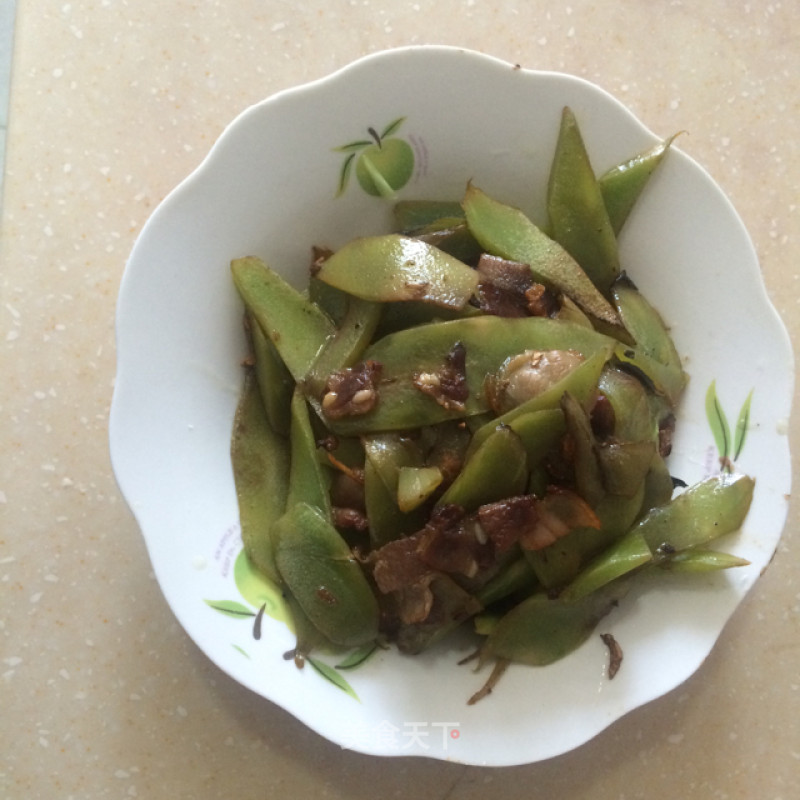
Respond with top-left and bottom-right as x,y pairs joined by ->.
394,199 -> 466,232
230,370 -> 290,585
656,549 -> 750,573
248,311 -> 294,435
363,457 -> 428,548
634,472 -> 755,552
436,425 -> 528,512
274,502 -> 379,647
597,364 -> 659,443
612,275 -> 685,375
560,529 -> 653,601
286,387 -> 332,519
303,296 -> 383,399
525,483 -> 646,590
314,234 -> 479,310
232,256 -> 334,381
547,106 -> 621,295
599,133 -> 679,235
480,581 -> 629,667
362,433 -> 428,547
561,473 -> 755,600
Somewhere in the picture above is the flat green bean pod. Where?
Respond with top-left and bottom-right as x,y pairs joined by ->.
232,256 -> 334,381
314,234 -> 479,310
230,371 -> 290,585
599,133 -> 679,235
480,581 -> 629,667
248,311 -> 293,435
286,387 -> 332,519
612,275 -> 687,391
437,425 -> 528,512
394,199 -> 466,232
303,296 -> 382,399
275,502 -> 380,647
547,106 -> 620,295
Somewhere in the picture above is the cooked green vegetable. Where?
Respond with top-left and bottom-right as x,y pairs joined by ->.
231,256 -> 333,381
286,387 -> 332,519
303,296 -> 382,399
230,371 -> 289,585
322,315 -> 613,436
397,466 -> 444,512
599,133 -> 679,234
314,234 -> 479,310
274,502 -> 380,647
394,199 -> 466,232
547,106 -> 621,295
228,107 -> 754,702
248,311 -> 293,434
480,581 -> 630,667
437,424 -> 528,511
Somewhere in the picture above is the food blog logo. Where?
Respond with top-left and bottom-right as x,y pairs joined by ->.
340,720 -> 461,752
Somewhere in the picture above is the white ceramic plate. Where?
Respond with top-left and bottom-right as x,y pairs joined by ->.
109,46 -> 793,766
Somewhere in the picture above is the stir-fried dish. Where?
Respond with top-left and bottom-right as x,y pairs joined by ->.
229,108 -> 754,701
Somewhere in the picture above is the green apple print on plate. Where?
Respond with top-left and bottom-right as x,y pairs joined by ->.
205,548 -> 375,700
335,117 -> 414,198
204,549 -> 289,637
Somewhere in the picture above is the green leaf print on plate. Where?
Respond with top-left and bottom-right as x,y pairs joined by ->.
307,656 -> 360,702
705,380 -> 754,473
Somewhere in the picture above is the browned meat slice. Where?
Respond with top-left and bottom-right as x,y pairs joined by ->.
477,495 -> 539,553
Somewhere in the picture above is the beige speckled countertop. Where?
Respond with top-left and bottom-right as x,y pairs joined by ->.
2,2 -> 798,798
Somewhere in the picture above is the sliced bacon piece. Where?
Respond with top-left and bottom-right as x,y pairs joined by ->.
518,487 -> 600,551
475,254 -> 558,317
477,495 -> 539,553
370,533 -> 428,594
475,282 -> 530,318
417,505 -> 493,579
477,253 -> 534,293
